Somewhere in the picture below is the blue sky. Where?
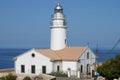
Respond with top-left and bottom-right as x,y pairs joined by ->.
0,0 -> 120,49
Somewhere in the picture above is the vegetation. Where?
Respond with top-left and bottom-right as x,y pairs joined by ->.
0,76 -> 5,80
0,73 -> 17,80
23,76 -> 31,80
97,54 -> 120,80
49,71 -> 67,77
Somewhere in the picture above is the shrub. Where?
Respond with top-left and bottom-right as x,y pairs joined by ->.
5,73 -> 17,80
23,76 -> 31,80
49,71 -> 67,77
0,73 -> 17,80
97,54 -> 120,80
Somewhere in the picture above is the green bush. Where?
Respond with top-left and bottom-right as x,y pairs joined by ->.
97,54 -> 120,80
0,73 -> 17,80
5,73 -> 17,80
49,71 -> 67,77
23,76 -> 31,80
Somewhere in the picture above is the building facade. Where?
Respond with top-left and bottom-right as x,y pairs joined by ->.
14,2 -> 96,76
14,47 -> 96,75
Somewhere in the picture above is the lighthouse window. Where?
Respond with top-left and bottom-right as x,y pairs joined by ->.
31,53 -> 35,57
65,39 -> 67,44
63,21 -> 66,25
55,9 -> 63,13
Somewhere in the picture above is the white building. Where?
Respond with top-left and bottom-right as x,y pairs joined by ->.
14,2 -> 96,76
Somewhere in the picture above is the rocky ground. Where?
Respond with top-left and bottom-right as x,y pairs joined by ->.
56,77 -> 92,80
0,68 -> 97,80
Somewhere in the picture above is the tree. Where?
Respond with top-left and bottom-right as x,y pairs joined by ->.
97,54 -> 120,80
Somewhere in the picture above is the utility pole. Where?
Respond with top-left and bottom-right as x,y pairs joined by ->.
96,43 -> 98,69
94,43 -> 98,80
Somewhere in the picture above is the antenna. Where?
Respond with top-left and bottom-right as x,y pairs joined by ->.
95,43 -> 98,71
57,0 -> 61,5
58,0 -> 60,3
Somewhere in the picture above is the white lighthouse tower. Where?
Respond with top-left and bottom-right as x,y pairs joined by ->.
50,2 -> 67,50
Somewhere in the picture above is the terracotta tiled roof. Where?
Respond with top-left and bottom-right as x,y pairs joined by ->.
35,47 -> 87,61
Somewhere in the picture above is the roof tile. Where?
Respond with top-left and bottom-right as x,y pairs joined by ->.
35,47 -> 87,61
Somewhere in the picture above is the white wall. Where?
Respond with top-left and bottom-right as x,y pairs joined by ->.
15,49 -> 52,75
62,61 -> 77,71
51,28 -> 66,50
53,61 -> 62,72
78,47 -> 96,74
14,47 -> 96,75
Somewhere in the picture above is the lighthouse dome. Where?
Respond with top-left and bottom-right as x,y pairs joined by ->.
54,3 -> 63,13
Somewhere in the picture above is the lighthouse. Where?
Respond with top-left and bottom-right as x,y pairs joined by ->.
14,1 -> 97,76
50,2 -> 67,50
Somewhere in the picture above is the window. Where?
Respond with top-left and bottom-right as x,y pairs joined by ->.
57,65 -> 60,72
63,21 -> 66,26
31,65 -> 35,74
55,9 -> 63,13
21,65 -> 25,73
81,65 -> 83,73
87,52 -> 89,59
78,59 -> 81,63
65,39 -> 67,44
86,64 -> 90,74
31,53 -> 35,57
42,66 -> 46,74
